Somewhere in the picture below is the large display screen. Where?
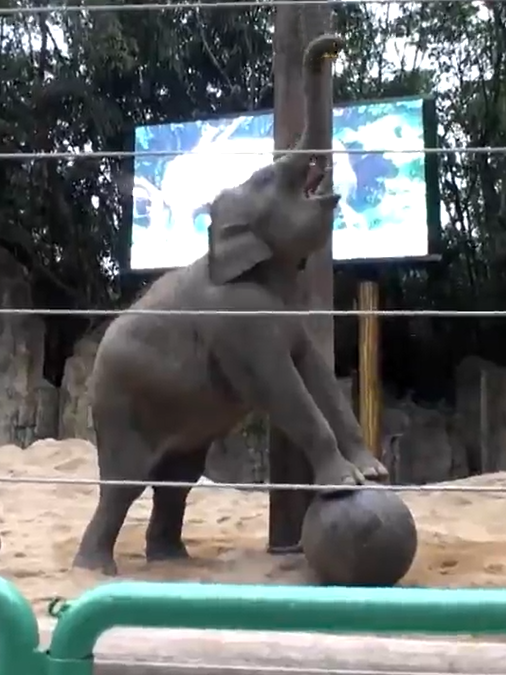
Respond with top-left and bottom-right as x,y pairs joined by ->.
129,97 -> 435,271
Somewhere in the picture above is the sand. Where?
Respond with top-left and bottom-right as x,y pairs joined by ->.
1,439 -> 506,617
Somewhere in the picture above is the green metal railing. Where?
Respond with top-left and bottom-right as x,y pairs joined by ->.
3,577 -> 506,675
0,578 -> 45,675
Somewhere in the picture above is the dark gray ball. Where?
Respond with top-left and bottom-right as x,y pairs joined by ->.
301,487 -> 417,586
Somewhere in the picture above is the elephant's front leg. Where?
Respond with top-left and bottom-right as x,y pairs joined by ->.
295,340 -> 388,482
213,328 -> 364,487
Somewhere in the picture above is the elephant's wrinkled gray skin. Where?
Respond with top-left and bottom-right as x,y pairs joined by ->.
73,34 -> 388,576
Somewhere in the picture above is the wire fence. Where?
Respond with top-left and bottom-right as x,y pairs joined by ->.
3,308 -> 506,317
1,0 -> 505,511
0,0 -> 501,15
0,474 -> 505,492
0,147 -> 504,160
1,0 -> 506,662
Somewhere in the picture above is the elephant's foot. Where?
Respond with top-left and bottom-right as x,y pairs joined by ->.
314,456 -> 365,490
72,549 -> 118,576
346,449 -> 389,483
145,538 -> 190,562
268,542 -> 303,555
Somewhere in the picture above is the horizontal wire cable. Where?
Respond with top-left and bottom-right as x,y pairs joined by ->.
0,147 -> 504,161
3,308 -> 506,317
0,0 -> 497,16
0,474 -> 504,492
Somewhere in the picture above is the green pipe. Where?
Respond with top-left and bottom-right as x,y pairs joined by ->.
0,577 -> 43,675
49,581 -> 506,668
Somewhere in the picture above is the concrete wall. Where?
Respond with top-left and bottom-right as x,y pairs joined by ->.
35,621 -> 506,675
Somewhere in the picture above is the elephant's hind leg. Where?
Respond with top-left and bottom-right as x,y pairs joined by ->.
73,483 -> 143,576
145,446 -> 208,562
73,422 -> 149,576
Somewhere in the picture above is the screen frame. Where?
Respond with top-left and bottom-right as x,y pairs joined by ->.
118,93 -> 442,280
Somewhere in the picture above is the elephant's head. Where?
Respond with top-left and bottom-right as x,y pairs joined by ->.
208,34 -> 344,285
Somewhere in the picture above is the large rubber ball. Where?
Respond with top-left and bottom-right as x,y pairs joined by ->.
301,487 -> 417,586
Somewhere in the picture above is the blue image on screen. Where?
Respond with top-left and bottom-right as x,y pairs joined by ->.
130,98 -> 429,271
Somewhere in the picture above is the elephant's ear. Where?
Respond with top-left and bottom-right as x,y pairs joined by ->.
208,221 -> 272,284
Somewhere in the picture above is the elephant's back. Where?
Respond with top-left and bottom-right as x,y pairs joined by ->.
91,309 -> 244,451
124,257 -> 210,310
90,259 -> 234,407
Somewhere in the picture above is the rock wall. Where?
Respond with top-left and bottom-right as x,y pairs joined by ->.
0,248 -> 504,485
0,249 -> 55,447
381,400 -> 468,484
58,325 -> 105,443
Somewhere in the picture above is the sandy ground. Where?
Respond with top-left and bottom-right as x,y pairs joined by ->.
1,439 -> 506,617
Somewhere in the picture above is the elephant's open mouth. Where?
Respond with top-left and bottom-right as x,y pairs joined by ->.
304,160 -> 326,197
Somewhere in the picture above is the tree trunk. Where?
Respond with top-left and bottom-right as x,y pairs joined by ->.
268,3 -> 334,553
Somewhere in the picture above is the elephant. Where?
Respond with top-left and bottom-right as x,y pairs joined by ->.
73,33 -> 388,576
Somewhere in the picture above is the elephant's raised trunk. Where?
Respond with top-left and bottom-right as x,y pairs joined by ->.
298,34 -> 344,153
275,34 -> 343,190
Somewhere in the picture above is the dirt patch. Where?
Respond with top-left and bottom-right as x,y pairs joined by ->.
1,439 -> 506,616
